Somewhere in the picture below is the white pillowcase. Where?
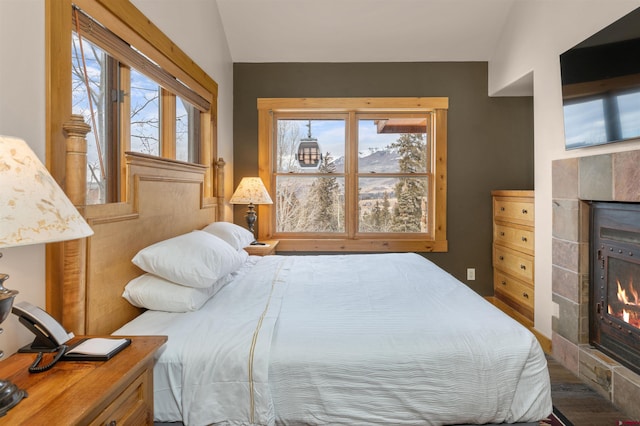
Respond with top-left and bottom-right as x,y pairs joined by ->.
122,273 -> 234,312
132,230 -> 244,288
202,221 -> 255,251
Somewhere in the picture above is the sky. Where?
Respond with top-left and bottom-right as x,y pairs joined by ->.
285,118 -> 411,159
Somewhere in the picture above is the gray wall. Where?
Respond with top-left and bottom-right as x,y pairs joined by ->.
233,62 -> 533,296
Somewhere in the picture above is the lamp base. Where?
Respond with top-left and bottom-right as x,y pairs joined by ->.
0,271 -> 26,415
244,203 -> 257,237
0,379 -> 26,416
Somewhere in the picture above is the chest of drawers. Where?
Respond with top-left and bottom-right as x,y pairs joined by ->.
492,190 -> 535,321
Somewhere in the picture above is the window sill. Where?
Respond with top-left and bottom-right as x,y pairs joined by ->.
272,238 -> 448,253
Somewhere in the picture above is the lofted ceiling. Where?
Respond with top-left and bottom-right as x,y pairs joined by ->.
215,0 -> 518,63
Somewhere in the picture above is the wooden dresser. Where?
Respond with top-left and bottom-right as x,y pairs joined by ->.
0,335 -> 166,425
492,190 -> 535,322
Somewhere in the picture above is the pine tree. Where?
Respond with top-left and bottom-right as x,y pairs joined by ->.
389,133 -> 426,232
305,153 -> 341,232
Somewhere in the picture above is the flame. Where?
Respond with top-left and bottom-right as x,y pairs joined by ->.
617,279 -> 639,306
615,278 -> 640,327
617,279 -> 628,304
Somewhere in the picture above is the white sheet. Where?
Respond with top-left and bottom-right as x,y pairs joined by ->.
115,253 -> 552,426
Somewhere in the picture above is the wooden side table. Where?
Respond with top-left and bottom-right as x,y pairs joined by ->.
0,335 -> 166,425
244,239 -> 279,256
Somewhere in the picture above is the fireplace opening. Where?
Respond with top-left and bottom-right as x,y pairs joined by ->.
590,201 -> 640,375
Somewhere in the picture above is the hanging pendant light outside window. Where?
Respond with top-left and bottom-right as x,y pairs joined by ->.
296,120 -> 322,168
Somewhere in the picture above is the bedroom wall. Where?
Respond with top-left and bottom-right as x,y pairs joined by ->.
0,0 -> 233,356
233,62 -> 534,296
0,0 -> 49,360
488,0 -> 640,338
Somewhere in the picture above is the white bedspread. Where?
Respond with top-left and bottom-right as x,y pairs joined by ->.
115,253 -> 551,426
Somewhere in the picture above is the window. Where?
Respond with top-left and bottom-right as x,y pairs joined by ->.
258,98 -> 448,252
70,6 -> 209,204
47,0 -> 218,206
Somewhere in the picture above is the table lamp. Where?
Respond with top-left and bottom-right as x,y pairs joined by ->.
0,135 -> 94,414
229,177 -> 273,243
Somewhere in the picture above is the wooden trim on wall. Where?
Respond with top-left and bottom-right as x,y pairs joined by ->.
257,97 -> 449,111
46,0 -> 73,320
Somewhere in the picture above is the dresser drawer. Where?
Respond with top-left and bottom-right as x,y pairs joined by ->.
90,368 -> 153,426
494,223 -> 534,255
494,197 -> 534,226
493,270 -> 534,320
493,245 -> 534,283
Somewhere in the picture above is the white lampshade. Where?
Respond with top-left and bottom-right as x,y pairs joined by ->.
229,177 -> 273,205
0,135 -> 94,248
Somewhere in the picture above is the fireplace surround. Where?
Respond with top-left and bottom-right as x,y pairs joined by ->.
553,150 -> 640,420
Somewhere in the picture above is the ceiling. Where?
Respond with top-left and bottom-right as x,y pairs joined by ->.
215,0 -> 518,63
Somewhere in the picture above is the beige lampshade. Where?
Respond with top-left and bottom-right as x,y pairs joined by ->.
0,135 -> 94,248
229,177 -> 273,205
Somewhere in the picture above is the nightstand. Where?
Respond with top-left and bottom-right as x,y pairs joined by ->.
0,335 -> 166,425
244,239 -> 279,256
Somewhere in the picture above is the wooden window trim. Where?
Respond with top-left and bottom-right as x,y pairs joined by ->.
45,0 -> 219,316
47,0 -> 218,190
72,8 -> 210,112
257,97 -> 448,253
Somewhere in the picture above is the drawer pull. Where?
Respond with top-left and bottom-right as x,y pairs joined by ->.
521,236 -> 527,242
520,264 -> 526,270
522,208 -> 528,214
108,421 -> 117,426
500,232 -> 505,236
500,207 -> 505,211
522,292 -> 529,299
499,256 -> 504,261
501,280 -> 507,286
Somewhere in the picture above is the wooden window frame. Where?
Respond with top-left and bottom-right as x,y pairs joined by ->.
46,0 -> 218,199
257,97 -> 448,253
45,0 -> 219,316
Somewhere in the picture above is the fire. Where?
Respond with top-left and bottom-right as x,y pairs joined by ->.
614,278 -> 640,327
617,279 -> 639,306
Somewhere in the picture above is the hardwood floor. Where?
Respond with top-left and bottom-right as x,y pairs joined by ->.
547,355 -> 638,425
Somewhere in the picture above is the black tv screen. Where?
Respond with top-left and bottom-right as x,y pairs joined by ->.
560,7 -> 640,149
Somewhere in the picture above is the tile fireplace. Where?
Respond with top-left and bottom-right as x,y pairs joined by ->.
553,150 -> 640,420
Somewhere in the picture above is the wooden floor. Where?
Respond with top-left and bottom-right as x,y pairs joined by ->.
547,355 -> 637,425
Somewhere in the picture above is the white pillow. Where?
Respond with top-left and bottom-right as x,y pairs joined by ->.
132,231 -> 244,288
122,273 -> 234,312
202,221 -> 255,250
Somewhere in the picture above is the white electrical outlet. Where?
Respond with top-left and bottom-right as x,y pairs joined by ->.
466,268 -> 476,280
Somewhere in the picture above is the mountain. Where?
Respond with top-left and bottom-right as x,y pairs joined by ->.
330,149 -> 400,197
331,148 -> 400,173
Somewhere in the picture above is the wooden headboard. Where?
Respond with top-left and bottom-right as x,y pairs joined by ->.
48,116 -> 225,335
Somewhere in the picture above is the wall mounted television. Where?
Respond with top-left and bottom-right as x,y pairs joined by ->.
560,7 -> 640,149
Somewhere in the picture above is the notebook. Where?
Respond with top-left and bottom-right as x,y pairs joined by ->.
62,337 -> 131,361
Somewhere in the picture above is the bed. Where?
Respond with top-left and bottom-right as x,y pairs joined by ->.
51,130 -> 551,426
114,250 -> 552,425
